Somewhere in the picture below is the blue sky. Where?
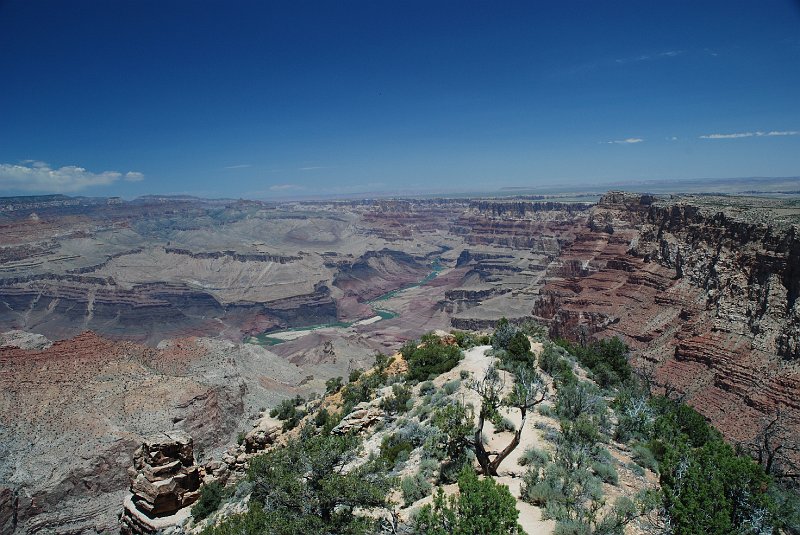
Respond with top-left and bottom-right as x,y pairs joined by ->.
0,0 -> 799,198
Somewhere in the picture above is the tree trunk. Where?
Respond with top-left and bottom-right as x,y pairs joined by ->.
488,407 -> 527,475
474,411 -> 493,476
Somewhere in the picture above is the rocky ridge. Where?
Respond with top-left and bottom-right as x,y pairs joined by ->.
534,192 -> 800,445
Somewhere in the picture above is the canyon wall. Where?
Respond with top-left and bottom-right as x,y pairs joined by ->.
534,192 -> 800,445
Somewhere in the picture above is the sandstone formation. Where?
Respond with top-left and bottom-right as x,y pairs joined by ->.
120,432 -> 200,534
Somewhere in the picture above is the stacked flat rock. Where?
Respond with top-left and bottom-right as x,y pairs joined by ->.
120,431 -> 200,534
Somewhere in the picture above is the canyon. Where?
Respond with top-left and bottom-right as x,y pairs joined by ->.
1,191 -> 799,533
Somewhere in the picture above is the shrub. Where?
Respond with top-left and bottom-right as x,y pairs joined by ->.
403,334 -> 463,382
340,371 -> 386,414
380,383 -> 413,414
451,330 -> 482,349
413,468 -> 524,534
518,446 -> 551,468
400,472 -> 433,507
522,476 -> 567,507
508,331 -> 532,358
374,352 -> 391,373
325,376 -> 343,395
380,433 -> 414,465
269,396 -> 307,431
414,403 -> 432,421
538,404 -> 556,418
419,457 -> 439,478
192,480 -> 225,521
660,438 -> 774,534
556,337 -> 632,388
247,433 -> 389,535
491,317 -> 517,351
591,460 -> 619,485
419,380 -> 436,395
349,368 -> 363,383
443,380 -> 460,395
628,462 -> 645,477
556,382 -> 599,420
538,343 -> 561,374
269,395 -> 305,420
199,503 -> 268,535
631,443 -> 658,473
459,369 -> 470,380
314,408 -> 330,428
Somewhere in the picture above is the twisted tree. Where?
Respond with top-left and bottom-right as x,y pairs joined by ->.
470,364 -> 548,476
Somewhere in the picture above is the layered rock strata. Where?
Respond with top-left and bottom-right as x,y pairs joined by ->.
120,432 -> 200,534
534,192 -> 800,446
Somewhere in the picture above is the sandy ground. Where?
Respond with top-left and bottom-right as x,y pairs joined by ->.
419,344 -> 556,534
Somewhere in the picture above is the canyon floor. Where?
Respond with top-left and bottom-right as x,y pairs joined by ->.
1,191 -> 799,532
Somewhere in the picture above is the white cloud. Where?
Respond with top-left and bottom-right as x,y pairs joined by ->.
224,164 -> 252,169
298,166 -> 330,171
0,161 -> 144,193
699,130 -> 799,139
615,50 -> 683,64
606,138 -> 644,144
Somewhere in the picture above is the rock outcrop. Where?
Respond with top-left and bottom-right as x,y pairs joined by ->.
120,432 -> 200,534
534,192 -> 800,446
331,401 -> 384,435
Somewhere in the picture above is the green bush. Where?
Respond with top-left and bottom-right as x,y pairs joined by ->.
269,396 -> 307,431
518,446 -> 551,468
631,443 -> 658,473
246,432 -> 388,535
340,370 -> 386,414
401,472 -> 433,507
269,395 -> 304,420
199,503 -> 268,535
491,317 -> 517,351
591,460 -> 619,485
538,404 -> 556,418
314,407 -> 331,428
490,412 -> 516,433
325,376 -> 343,394
403,334 -> 463,381
419,380 -> 436,395
538,343 -> 562,375
419,457 -> 440,478
443,379 -> 460,395
192,480 -> 225,521
555,337 -> 631,388
628,462 -> 645,477
380,383 -> 413,414
660,438 -> 774,534
451,330 -> 483,349
349,368 -> 363,383
556,382 -> 600,421
508,331 -> 532,357
380,433 -> 414,465
413,468 -> 524,534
